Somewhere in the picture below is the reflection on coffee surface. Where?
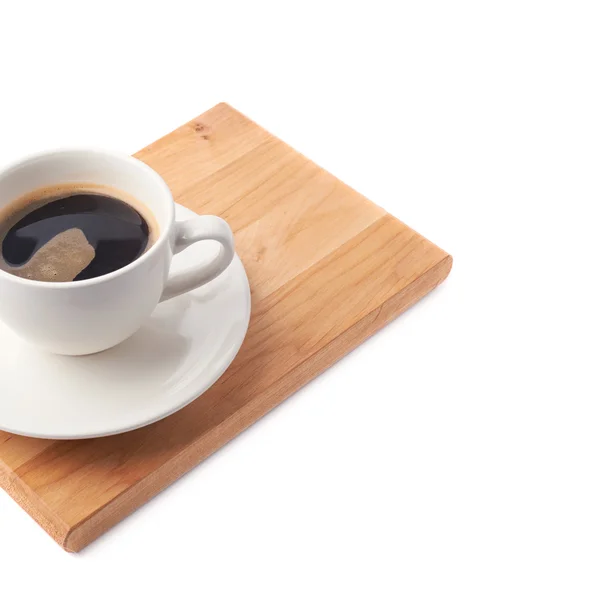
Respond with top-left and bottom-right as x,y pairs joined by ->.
0,184 -> 158,282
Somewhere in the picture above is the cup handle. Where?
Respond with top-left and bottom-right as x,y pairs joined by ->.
160,216 -> 235,302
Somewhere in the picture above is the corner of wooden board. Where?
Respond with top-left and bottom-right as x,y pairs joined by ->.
0,461 -> 73,552
436,252 -> 453,285
389,250 -> 452,325
215,101 -> 234,111
62,524 -> 86,553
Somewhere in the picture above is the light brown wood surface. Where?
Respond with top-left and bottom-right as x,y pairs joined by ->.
0,103 -> 452,551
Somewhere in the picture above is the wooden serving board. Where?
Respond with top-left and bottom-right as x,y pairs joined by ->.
0,103 -> 451,551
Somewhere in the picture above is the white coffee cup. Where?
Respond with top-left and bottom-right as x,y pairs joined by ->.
0,148 -> 235,355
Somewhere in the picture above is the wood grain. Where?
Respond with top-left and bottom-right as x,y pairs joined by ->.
0,103 -> 452,551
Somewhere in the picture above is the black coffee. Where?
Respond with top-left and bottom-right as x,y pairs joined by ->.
0,185 -> 157,282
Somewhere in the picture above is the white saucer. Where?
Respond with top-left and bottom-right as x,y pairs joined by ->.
0,205 -> 251,440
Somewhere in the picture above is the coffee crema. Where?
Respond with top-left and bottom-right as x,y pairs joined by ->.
0,183 -> 158,283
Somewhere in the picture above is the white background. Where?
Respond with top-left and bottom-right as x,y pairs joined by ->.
0,1 -> 599,598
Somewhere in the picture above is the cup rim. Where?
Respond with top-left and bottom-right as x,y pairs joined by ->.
0,147 -> 175,289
